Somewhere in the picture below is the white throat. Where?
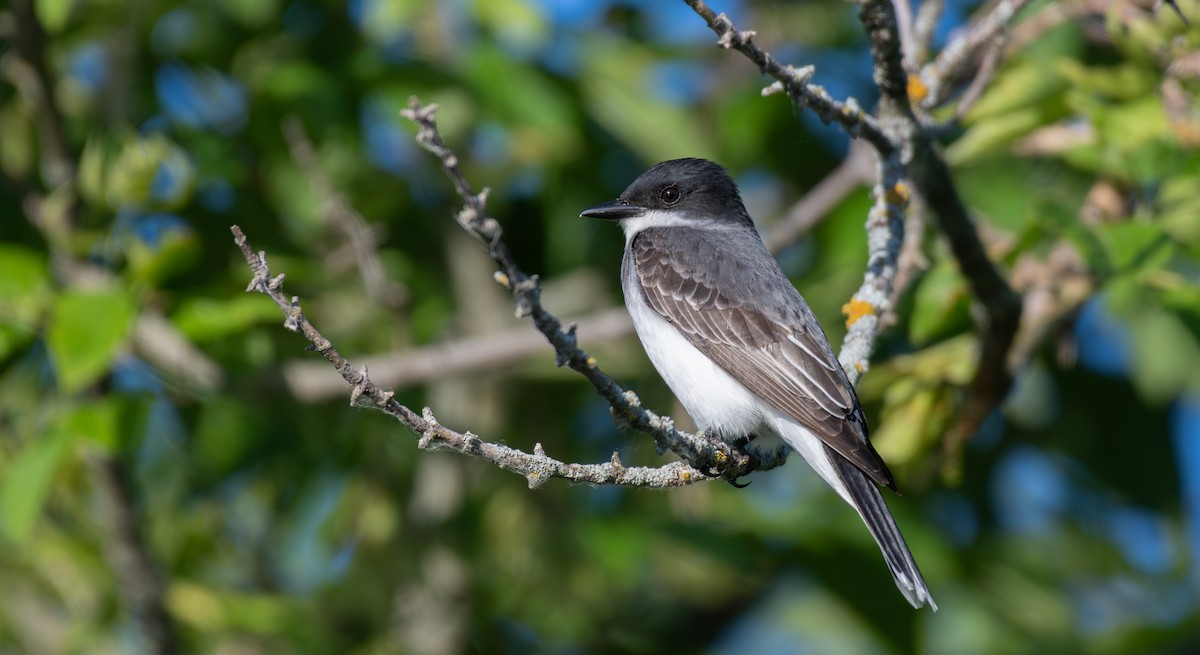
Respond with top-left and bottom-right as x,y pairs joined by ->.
620,210 -> 700,245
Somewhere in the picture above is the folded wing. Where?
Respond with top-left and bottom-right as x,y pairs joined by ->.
631,227 -> 896,490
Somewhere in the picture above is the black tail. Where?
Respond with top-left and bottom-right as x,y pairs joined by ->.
828,445 -> 937,610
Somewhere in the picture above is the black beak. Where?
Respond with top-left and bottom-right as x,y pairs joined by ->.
580,200 -> 644,221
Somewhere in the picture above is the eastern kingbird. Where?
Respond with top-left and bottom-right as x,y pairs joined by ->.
582,158 -> 936,610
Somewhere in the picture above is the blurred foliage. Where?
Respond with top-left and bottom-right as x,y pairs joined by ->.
1,0 -> 1199,653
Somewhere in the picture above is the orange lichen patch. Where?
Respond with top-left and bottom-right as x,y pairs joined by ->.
842,298 -> 876,328
907,75 -> 928,103
854,361 -> 865,373
885,181 -> 910,206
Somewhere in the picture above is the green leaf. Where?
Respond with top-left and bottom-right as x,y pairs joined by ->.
108,135 -> 195,210
1128,309 -> 1200,404
173,295 -> 281,342
955,158 -> 1039,231
947,109 -> 1043,166
909,261 -> 972,346
873,388 -> 938,464
47,290 -> 137,393
214,0 -> 278,27
0,245 -> 50,340
61,397 -> 121,452
0,426 -> 73,545
581,38 -> 717,164
1097,222 -> 1172,273
1158,173 -> 1200,249
1055,61 -> 1156,100
463,43 -> 580,161
78,136 -> 111,208
474,0 -> 547,46
126,223 -> 201,287
35,0 -> 72,33
0,102 -> 34,179
963,59 -> 1065,125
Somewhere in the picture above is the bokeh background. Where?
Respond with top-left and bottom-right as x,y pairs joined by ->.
2,0 -> 1200,652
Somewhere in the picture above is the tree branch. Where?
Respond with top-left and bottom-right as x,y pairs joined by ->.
10,0 -> 74,188
280,307 -> 633,401
918,0 -> 1035,109
683,0 -> 897,156
913,0 -> 946,65
281,116 -> 409,310
764,141 -> 874,254
231,226 -> 763,488
859,0 -> 1023,448
88,456 -> 180,655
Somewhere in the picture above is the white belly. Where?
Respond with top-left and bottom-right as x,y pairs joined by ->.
622,276 -> 764,438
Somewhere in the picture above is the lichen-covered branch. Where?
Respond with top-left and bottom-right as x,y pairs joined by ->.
838,153 -> 908,385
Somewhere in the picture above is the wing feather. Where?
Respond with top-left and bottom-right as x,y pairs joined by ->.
632,227 -> 895,489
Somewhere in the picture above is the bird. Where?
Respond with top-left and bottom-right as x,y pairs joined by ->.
581,158 -> 936,610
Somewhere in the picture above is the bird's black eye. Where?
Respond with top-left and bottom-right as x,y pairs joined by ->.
660,185 -> 680,205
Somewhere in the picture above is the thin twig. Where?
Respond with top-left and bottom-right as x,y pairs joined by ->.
281,116 -> 408,309
919,0 -> 1035,109
231,226 -> 757,488
893,0 -> 919,70
913,0 -> 946,65
764,141 -> 874,254
684,0 -> 897,156
281,307 -> 634,401
953,38 -> 1006,120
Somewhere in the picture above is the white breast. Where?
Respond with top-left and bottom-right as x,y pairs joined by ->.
621,261 -> 764,438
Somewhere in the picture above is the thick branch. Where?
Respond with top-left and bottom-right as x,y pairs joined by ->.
88,456 -> 179,655
10,0 -> 74,187
683,0 -> 897,156
231,226 -> 749,488
860,0 -> 1023,444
